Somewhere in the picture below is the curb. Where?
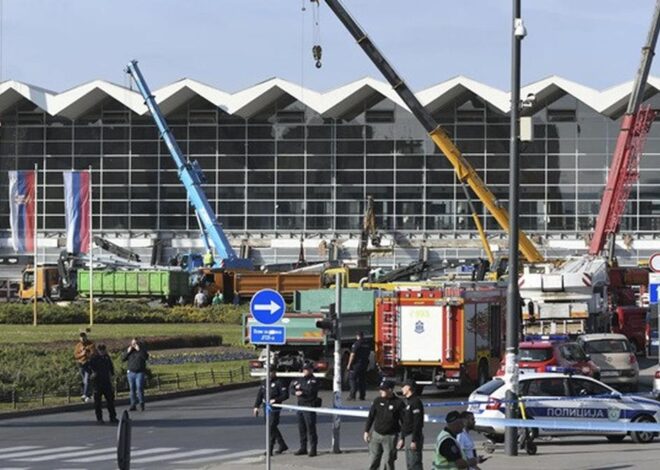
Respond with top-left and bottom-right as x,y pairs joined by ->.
0,380 -> 259,420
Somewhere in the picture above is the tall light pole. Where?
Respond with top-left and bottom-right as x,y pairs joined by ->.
504,0 -> 525,456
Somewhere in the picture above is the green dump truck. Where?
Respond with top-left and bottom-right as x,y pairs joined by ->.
244,287 -> 376,380
77,270 -> 190,301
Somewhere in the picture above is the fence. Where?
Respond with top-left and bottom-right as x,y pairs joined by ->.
1,365 -> 250,411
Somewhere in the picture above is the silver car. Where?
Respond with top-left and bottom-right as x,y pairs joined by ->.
578,333 -> 639,392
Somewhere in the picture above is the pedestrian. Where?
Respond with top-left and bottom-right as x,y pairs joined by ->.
121,337 -> 149,411
399,379 -> 424,470
457,412 -> 487,470
212,291 -> 224,305
253,369 -> 289,455
347,330 -> 371,401
364,379 -> 405,470
203,250 -> 214,267
432,410 -> 469,470
291,364 -> 320,457
74,330 -> 96,402
89,344 -> 118,424
194,288 -> 207,308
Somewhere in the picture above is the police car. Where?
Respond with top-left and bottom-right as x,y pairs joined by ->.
468,372 -> 660,444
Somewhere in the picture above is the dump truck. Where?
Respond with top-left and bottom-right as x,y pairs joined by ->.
244,287 -> 375,380
77,270 -> 190,302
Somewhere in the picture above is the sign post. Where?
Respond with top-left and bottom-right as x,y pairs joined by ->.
649,272 -> 660,361
249,289 -> 286,470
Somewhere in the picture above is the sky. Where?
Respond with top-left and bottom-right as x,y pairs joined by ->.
1,0 -> 659,94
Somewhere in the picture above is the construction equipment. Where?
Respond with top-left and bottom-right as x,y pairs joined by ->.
374,284 -> 506,390
126,60 -> 253,271
589,0 -> 660,262
319,0 -> 542,263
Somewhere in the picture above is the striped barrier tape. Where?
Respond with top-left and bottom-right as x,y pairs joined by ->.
274,404 -> 660,432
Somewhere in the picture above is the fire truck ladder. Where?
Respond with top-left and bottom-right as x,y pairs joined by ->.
380,301 -> 398,369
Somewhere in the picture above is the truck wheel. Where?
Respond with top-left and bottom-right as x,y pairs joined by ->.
477,360 -> 490,386
631,415 -> 656,444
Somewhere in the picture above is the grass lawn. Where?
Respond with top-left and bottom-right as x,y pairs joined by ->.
0,323 -> 244,347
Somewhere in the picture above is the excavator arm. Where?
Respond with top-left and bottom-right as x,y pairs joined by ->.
321,0 -> 543,263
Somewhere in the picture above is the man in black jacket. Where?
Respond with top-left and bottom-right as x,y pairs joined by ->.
364,380 -> 404,470
399,379 -> 424,470
121,337 -> 149,411
89,344 -> 117,424
291,364 -> 320,457
347,331 -> 371,401
253,370 -> 289,455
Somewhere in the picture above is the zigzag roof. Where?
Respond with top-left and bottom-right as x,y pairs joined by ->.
0,75 -> 657,119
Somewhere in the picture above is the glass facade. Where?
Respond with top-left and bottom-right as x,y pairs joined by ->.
1,89 -> 659,261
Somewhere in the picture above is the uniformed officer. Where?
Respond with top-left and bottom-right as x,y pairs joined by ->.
399,379 -> 424,470
291,364 -> 320,457
253,369 -> 289,455
364,380 -> 405,470
432,411 -> 469,470
347,331 -> 371,400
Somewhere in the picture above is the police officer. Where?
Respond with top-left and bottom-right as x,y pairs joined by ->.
432,411 -> 469,470
364,380 -> 404,470
253,369 -> 289,455
291,364 -> 320,457
399,379 -> 424,470
347,331 -> 371,401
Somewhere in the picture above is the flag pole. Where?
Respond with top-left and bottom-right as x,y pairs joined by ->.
33,163 -> 38,327
88,166 -> 93,327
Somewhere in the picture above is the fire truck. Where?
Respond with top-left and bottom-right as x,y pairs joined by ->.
374,283 -> 506,390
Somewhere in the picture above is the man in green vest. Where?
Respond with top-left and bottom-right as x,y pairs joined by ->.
432,411 -> 469,470
203,251 -> 214,267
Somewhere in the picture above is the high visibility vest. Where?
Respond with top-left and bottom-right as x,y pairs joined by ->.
432,430 -> 466,470
203,252 -> 214,265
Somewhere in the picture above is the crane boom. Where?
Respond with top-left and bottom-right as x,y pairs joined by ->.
589,0 -> 660,258
126,60 -> 253,270
322,0 -> 543,263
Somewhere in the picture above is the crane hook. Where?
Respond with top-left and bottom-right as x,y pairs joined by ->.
312,44 -> 322,68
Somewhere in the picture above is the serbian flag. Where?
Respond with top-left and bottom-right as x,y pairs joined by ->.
8,170 -> 37,253
64,171 -> 91,254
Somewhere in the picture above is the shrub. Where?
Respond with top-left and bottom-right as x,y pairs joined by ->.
0,302 -> 249,325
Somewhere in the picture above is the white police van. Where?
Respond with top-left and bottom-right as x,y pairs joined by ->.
468,372 -> 660,444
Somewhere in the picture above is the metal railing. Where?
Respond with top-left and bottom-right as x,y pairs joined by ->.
1,365 -> 251,411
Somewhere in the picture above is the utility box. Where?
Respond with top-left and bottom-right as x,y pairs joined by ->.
520,116 -> 534,142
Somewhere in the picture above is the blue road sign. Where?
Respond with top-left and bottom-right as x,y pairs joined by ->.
250,325 -> 286,345
250,289 -> 286,324
650,274 -> 660,304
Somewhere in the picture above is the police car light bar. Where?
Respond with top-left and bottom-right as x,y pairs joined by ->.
524,334 -> 570,342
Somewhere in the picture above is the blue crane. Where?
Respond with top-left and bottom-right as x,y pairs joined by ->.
126,60 -> 253,270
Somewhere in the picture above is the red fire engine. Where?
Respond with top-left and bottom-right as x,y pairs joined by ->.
374,283 -> 506,390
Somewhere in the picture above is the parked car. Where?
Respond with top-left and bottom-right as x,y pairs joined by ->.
577,333 -> 639,392
495,337 -> 600,379
469,372 -> 660,444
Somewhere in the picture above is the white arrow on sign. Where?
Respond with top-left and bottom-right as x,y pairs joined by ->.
253,300 -> 282,315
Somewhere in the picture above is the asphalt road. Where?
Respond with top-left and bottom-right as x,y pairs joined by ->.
0,381 -> 656,470
0,386 -> 463,470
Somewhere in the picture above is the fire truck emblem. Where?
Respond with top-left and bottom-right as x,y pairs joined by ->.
414,321 -> 424,334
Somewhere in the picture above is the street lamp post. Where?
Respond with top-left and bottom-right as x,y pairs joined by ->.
504,0 -> 526,457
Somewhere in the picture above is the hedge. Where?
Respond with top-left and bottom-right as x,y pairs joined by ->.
0,302 -> 249,325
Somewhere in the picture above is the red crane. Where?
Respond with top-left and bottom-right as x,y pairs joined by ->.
589,0 -> 660,261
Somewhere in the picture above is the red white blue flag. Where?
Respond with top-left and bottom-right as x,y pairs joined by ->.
8,170 -> 37,253
64,171 -> 91,254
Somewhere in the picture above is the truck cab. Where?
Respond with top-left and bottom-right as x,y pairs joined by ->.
19,265 -> 75,301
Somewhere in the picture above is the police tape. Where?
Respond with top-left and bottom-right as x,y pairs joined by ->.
335,392 -> 659,411
274,404 -> 660,431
